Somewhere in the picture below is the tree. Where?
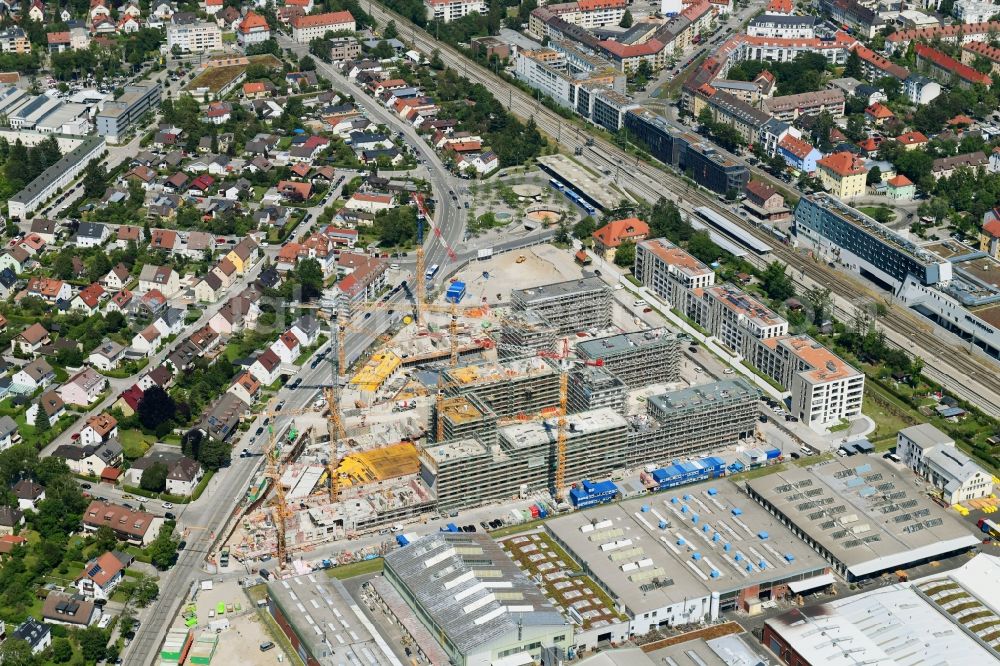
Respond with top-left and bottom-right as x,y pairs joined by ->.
130,574 -> 160,607
554,221 -> 571,244
384,19 -> 398,39
298,55 -> 315,71
0,639 -> 35,666
844,50 -> 863,79
33,403 -> 50,434
93,525 -> 118,553
614,239 -> 636,267
760,261 -> 795,302
199,440 -> 230,470
137,386 -> 177,435
803,286 -> 831,326
867,165 -> 882,185
82,160 -> 107,199
78,626 -> 110,663
572,216 -> 596,239
51,637 -> 73,663
619,9 -> 633,28
140,462 -> 169,493
372,40 -> 393,59
294,258 -> 324,300
149,524 -> 179,570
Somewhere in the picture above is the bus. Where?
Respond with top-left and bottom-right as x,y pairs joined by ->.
549,178 -> 563,192
425,264 -> 439,280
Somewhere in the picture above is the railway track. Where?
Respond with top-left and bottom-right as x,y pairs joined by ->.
371,2 -> 1000,417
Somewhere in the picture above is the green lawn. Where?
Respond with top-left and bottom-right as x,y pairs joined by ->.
325,558 -> 384,579
118,429 -> 155,460
862,391 -> 918,441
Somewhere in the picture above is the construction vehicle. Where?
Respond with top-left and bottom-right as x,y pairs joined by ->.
516,255 -> 527,263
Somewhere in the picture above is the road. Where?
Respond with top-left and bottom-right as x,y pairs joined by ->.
278,35 -> 465,279
364,1 -> 1000,418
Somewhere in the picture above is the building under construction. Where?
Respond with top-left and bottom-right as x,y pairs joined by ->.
421,378 -> 761,512
510,277 -> 612,335
576,328 -> 684,387
441,356 -> 562,419
430,394 -> 498,444
498,308 -> 558,359
567,364 -> 626,414
633,378 -> 760,461
421,408 -> 630,511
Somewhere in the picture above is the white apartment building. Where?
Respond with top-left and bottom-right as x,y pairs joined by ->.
691,283 -> 789,357
954,0 -> 998,24
166,21 -> 221,52
897,424 -> 993,504
751,334 -> 864,429
290,11 -> 356,44
560,0 -> 627,29
745,14 -> 817,39
423,0 -> 487,23
898,423 -> 953,470
514,49 -> 577,108
634,238 -> 715,309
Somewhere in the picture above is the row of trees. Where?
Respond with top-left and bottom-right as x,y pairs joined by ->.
0,137 -> 61,204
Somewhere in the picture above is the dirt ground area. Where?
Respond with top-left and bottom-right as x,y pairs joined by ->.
214,613 -> 285,665
444,244 -> 586,305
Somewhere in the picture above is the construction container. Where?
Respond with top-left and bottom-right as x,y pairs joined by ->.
765,448 -> 781,460
446,281 -> 467,303
188,632 -> 219,665
529,505 -> 540,518
160,628 -> 192,664
536,504 -> 548,519
570,479 -> 620,508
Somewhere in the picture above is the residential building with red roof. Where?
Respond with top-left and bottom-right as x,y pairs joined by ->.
962,40 -> 1000,75
982,208 -> 1000,259
290,10 -> 355,43
777,133 -> 822,173
864,102 -> 894,126
334,252 -> 389,318
345,192 -> 395,213
70,283 -> 106,314
75,551 -> 133,601
237,10 -> 270,46
915,43 -> 992,88
895,130 -> 928,150
886,174 -> 915,201
82,501 -> 164,546
277,180 -> 312,201
817,151 -> 868,199
591,217 -> 649,263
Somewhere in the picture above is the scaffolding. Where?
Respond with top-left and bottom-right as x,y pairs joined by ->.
510,277 -> 612,335
575,328 -> 684,388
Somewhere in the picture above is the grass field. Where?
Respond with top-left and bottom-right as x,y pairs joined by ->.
326,558 -> 384,579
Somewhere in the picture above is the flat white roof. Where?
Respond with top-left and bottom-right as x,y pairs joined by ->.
768,560 -> 1000,665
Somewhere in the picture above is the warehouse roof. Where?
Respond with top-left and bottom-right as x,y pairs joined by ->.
745,457 -> 980,578
266,573 -> 397,665
383,533 -> 569,656
546,482 -> 825,616
768,558 -> 1000,665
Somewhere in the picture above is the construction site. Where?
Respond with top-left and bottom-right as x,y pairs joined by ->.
224,248 -> 771,567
